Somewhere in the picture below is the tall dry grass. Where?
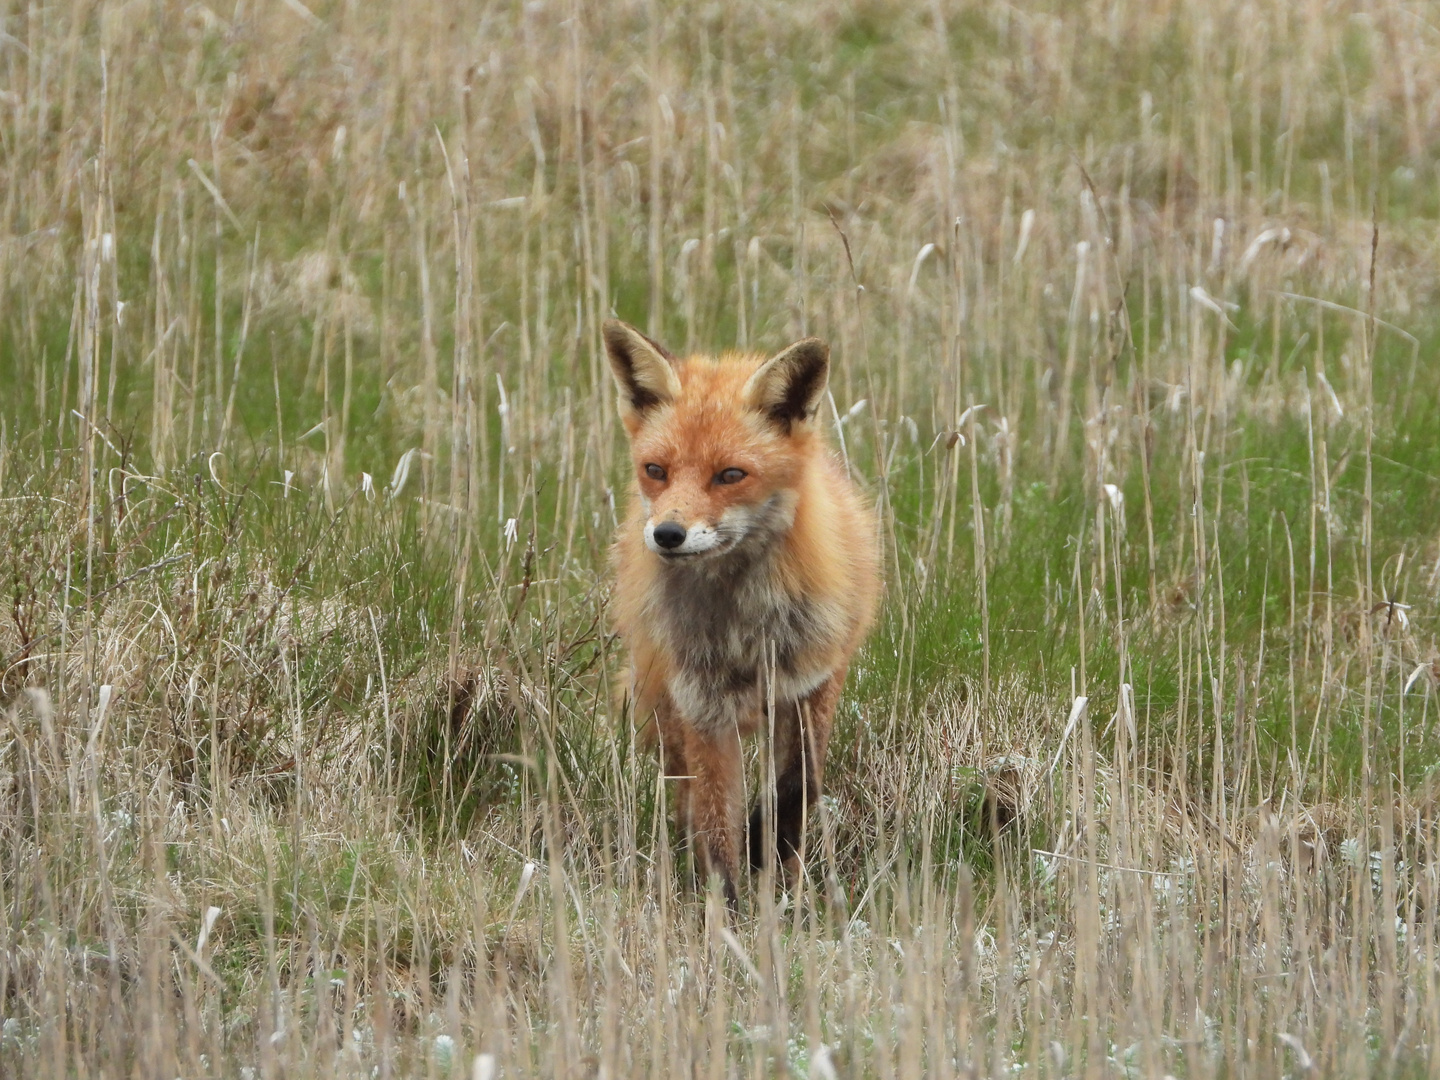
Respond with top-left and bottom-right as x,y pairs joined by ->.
2,0 -> 1440,1075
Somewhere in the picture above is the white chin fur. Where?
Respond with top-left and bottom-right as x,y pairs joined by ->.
644,521 -> 725,556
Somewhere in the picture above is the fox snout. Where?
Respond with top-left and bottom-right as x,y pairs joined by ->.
644,517 -> 725,557
650,522 -> 687,549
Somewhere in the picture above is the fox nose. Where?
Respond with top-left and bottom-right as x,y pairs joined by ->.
652,522 -> 687,550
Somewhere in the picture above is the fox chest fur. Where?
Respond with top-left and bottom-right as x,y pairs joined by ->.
646,516 -> 844,735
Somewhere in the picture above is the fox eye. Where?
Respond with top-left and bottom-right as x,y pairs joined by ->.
715,468 -> 747,485
644,464 -> 667,481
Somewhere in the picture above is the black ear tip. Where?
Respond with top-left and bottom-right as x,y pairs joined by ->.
795,338 -> 830,364
603,321 -> 643,367
603,320 -> 677,363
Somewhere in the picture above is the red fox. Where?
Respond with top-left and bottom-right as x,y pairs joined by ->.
604,319 -> 880,905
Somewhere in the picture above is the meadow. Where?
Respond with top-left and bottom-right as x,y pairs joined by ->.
2,0 -> 1440,1075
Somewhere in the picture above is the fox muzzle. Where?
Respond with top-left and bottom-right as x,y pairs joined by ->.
644,519 -> 727,557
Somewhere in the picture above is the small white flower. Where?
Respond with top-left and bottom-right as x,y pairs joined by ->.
388,448 -> 419,499
432,1034 -> 457,1069
1013,208 -> 1035,264
196,905 -> 221,954
810,1043 -> 839,1080
1340,837 -> 1364,870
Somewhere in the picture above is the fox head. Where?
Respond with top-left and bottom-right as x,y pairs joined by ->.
604,319 -> 830,562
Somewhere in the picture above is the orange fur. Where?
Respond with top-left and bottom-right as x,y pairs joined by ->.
605,320 -> 880,904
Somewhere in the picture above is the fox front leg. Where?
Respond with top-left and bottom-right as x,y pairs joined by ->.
683,725 -> 745,908
749,669 -> 843,879
653,698 -> 693,850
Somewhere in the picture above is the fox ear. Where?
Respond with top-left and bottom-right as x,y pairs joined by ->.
604,320 -> 681,427
743,337 -> 830,432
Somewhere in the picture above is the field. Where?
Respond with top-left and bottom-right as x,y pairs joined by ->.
2,0 -> 1440,1075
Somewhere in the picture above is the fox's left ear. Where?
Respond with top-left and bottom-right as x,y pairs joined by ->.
743,337 -> 830,432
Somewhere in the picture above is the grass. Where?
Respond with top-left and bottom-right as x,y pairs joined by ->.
3,0 -> 1440,1075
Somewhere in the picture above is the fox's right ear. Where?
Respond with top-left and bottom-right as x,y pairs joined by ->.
603,320 -> 682,429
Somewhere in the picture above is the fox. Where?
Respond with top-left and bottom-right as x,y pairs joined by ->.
604,318 -> 880,906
